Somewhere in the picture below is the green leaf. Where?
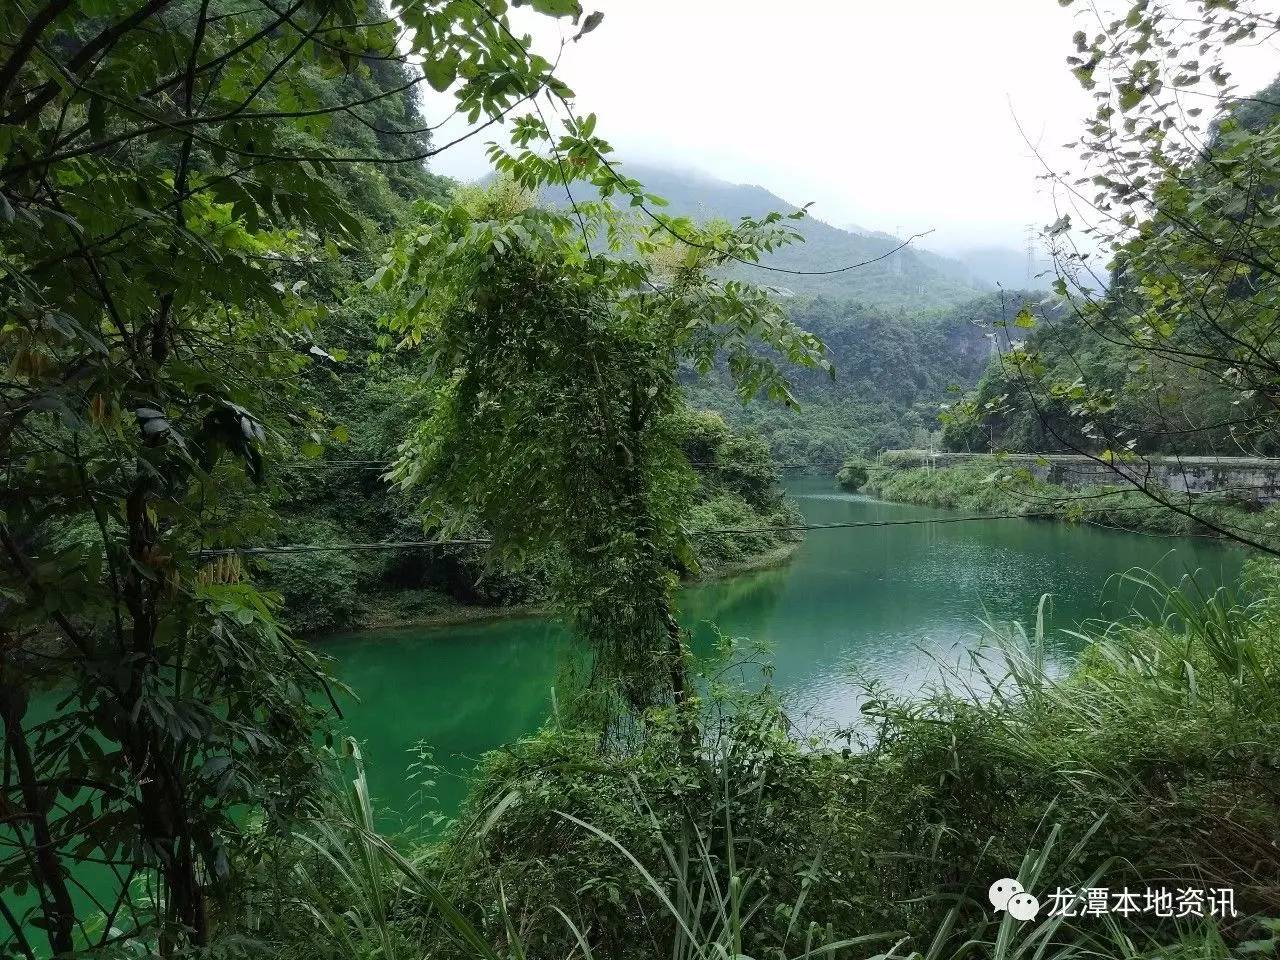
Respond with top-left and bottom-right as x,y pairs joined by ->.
1014,309 -> 1037,329
573,10 -> 604,40
515,0 -> 582,16
1118,83 -> 1143,111
423,52 -> 459,92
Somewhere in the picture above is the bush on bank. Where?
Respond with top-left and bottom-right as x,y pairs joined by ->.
222,565 -> 1280,960
261,410 -> 799,634
836,455 -> 871,491
861,457 -> 1280,545
232,472 -> 1280,960
275,563 -> 1280,960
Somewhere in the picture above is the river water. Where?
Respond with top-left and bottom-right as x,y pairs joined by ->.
9,477 -> 1245,948
321,476 -> 1243,830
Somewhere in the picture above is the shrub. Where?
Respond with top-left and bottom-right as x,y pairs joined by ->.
863,458 -> 1280,547
836,455 -> 871,491
418,571 -> 1280,958
261,520 -> 361,633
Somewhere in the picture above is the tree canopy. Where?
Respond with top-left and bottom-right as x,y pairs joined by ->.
943,1 -> 1280,554
0,0 -> 592,950
374,170 -> 827,725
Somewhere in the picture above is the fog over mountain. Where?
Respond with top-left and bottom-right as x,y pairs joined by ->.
546,162 -> 1052,304
425,1 -> 1280,260
944,245 -> 1056,291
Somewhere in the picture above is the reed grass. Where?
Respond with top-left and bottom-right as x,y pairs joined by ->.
241,564 -> 1280,960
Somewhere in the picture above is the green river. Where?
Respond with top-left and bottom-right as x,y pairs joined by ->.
321,476 -> 1244,831
7,477 -> 1249,938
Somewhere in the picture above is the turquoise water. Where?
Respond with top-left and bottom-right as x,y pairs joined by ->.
322,476 -> 1243,827
10,479 -> 1244,949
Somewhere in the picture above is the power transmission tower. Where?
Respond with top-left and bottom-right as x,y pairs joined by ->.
1025,224 -> 1036,286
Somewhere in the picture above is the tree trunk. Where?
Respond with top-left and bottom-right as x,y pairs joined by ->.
0,683 -> 76,956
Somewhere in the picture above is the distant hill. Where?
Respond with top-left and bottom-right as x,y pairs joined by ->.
683,290 -> 1051,467
545,163 -> 989,310
947,245 -> 1055,291
519,160 -> 1059,463
524,162 -> 1053,463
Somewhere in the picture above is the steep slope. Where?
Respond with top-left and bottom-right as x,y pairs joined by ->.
685,292 -> 1030,468
535,163 -> 1042,464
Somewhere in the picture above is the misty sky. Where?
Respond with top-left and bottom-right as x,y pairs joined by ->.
421,1 -> 1280,255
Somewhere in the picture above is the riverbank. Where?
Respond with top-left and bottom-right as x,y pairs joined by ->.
857,457 -> 1280,548
289,479 -> 1278,956
413,555 -> 1280,960
276,409 -> 805,637
311,540 -> 804,635
346,590 -> 544,632
319,476 -> 1244,830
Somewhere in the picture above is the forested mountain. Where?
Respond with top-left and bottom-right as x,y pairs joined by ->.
688,290 -> 1040,467
548,162 -> 989,308
942,290 -> 1280,457
543,162 -> 1047,465
943,75 -> 1280,460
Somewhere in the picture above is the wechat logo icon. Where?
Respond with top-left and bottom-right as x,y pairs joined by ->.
990,878 -> 1040,922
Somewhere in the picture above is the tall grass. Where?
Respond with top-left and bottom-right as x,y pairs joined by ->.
552,779 -> 904,960
243,739 -> 504,960
948,567 -> 1280,922
254,736 -> 909,960
240,564 -> 1280,960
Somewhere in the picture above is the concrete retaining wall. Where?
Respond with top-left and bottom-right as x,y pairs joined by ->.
883,451 -> 1280,503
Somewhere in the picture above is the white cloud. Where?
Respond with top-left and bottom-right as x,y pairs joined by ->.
419,1 -> 1280,253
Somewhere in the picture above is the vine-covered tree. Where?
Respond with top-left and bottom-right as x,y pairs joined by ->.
375,134 -> 829,738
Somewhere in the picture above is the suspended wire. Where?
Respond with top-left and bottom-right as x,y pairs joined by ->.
281,455 -> 1280,470
279,459 -> 850,472
272,458 -> 1280,501
197,538 -> 493,557
193,495 -> 1257,558
191,516 -> 1003,557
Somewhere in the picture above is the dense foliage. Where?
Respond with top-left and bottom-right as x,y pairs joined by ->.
268,400 -> 803,635
9,1 -> 1280,958
941,294 -> 1280,457
0,0 -> 832,940
371,165 -> 826,725
0,0 -> 597,951
835,455 -> 871,491
243,564 -> 1280,960
860,455 -> 1280,545
942,2 -> 1280,557
691,292 -> 1027,468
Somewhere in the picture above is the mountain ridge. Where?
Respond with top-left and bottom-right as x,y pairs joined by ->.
540,162 -> 992,309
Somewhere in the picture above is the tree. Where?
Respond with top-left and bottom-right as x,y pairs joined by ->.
0,0 -> 590,951
948,1 -> 1280,555
374,160 -> 828,740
